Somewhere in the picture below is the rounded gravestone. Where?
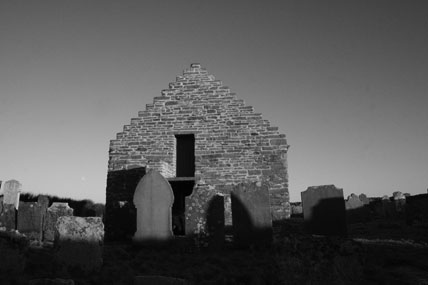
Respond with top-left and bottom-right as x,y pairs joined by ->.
133,170 -> 174,242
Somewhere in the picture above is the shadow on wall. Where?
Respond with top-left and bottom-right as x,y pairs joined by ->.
307,197 -> 347,237
231,192 -> 273,248
205,194 -> 225,249
105,167 -> 146,242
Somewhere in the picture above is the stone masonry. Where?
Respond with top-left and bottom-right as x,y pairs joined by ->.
106,64 -> 289,240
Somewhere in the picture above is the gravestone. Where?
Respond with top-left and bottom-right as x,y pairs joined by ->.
43,203 -> 74,242
359,194 -> 370,205
393,191 -> 406,214
1,180 -> 21,230
134,276 -> 188,285
54,216 -> 104,272
345,193 -> 369,224
2,179 -> 21,209
0,204 -> 16,230
17,202 -> 42,237
133,170 -> 174,242
345,193 -> 364,210
38,196 -> 49,240
0,196 -> 3,215
231,182 -> 272,247
291,203 -> 303,216
301,185 -> 347,236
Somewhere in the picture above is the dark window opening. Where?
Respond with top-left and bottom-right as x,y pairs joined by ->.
170,180 -> 194,235
175,134 -> 195,177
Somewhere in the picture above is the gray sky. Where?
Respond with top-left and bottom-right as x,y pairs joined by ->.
1,0 -> 427,203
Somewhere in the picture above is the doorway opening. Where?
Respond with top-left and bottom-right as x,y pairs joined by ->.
175,134 -> 195,177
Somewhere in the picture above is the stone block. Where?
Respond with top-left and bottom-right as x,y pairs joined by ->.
133,170 -> 174,243
231,182 -> 272,247
43,203 -> 73,242
301,185 -> 347,236
54,216 -> 104,272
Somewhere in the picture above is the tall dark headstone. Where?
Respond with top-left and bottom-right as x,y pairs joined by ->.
301,185 -> 347,236
231,182 -> 273,247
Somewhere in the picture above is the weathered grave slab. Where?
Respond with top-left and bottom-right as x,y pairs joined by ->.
37,196 -> 49,240
291,203 -> 303,217
0,204 -> 17,230
0,196 -> 3,216
43,203 -> 73,242
54,216 -> 104,272
2,179 -> 21,208
17,202 -> 41,236
345,193 -> 364,210
133,170 -> 174,242
134,276 -> 188,285
301,185 -> 347,236
359,194 -> 370,205
231,182 -> 272,247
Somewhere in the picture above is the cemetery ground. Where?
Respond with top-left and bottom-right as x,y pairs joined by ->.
1,218 -> 428,284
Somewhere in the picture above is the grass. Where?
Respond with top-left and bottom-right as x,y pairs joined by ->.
1,219 -> 428,284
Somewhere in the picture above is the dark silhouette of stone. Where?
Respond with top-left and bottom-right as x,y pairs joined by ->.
406,194 -> 428,225
105,166 -> 145,241
231,182 -> 273,247
133,170 -> 174,242
301,185 -> 347,236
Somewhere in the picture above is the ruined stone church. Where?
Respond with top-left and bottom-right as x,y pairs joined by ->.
105,64 -> 289,241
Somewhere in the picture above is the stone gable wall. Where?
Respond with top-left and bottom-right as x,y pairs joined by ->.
107,64 -> 289,238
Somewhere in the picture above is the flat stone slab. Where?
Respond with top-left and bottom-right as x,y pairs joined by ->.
133,170 -> 174,242
231,182 -> 273,247
301,185 -> 347,236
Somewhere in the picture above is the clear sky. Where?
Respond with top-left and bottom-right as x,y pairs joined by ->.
1,0 -> 427,203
